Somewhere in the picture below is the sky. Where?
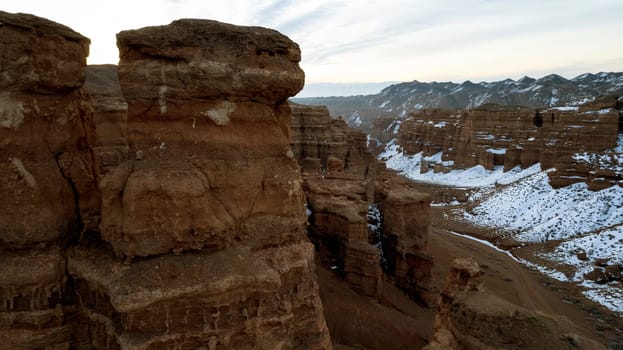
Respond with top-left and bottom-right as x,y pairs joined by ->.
3,0 -> 623,96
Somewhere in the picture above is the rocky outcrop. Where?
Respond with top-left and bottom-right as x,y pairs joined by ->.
84,64 -> 128,169
424,258 -> 605,350
394,103 -> 621,189
66,19 -> 332,349
548,95 -> 623,190
290,103 -> 371,178
375,173 -> 434,304
0,11 -> 95,349
291,104 -> 433,304
1,12 -> 331,349
291,104 -> 381,297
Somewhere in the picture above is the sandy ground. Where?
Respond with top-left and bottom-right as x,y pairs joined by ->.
316,206 -> 623,349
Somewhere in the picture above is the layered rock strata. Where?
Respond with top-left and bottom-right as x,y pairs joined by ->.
290,104 -> 433,303
424,258 -> 605,350
395,103 -> 621,189
291,104 -> 381,297
0,11 -> 96,348
67,19 -> 332,349
375,174 -> 434,304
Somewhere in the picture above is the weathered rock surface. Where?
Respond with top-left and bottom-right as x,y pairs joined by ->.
68,19 -> 331,349
69,242 -> 327,349
95,20 -> 308,259
0,11 -> 96,349
424,258 -> 605,350
394,103 -> 621,189
0,11 -> 90,94
84,64 -> 129,169
290,103 -> 371,177
374,172 -> 434,305
291,104 -> 381,297
0,11 -> 98,244
290,103 -> 433,305
116,19 -> 304,105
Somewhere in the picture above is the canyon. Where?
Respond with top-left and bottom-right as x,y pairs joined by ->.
1,9 -> 623,350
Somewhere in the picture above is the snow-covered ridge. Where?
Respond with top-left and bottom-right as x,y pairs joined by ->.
294,72 -> 623,129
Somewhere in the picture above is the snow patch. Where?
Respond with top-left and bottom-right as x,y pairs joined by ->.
379,143 -> 537,188
486,148 -> 506,155
549,106 -> 579,112
203,101 -> 236,126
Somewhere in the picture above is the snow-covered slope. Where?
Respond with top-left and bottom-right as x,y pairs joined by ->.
380,142 -> 623,315
378,139 -> 542,187
464,167 -> 623,315
465,170 -> 623,243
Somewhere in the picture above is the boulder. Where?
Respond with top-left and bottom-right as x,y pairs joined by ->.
424,258 -> 605,350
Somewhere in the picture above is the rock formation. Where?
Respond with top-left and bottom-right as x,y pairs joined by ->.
424,258 -> 605,350
375,174 -> 434,304
84,64 -> 128,169
1,12 -> 332,349
291,103 -> 381,297
68,19 -> 332,349
393,103 -> 621,189
0,11 -> 96,348
290,103 -> 433,304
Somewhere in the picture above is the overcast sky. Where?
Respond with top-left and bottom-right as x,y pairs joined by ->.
4,0 -> 623,95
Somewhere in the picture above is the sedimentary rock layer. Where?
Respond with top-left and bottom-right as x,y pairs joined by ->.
0,11 -> 96,349
69,19 -> 332,349
116,19 -> 304,105
395,103 -> 621,189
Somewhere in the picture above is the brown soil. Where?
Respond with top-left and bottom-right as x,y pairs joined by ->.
317,259 -> 433,349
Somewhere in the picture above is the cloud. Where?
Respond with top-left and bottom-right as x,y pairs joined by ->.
3,0 -> 623,84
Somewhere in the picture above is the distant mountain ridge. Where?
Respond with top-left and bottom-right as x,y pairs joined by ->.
293,72 -> 623,128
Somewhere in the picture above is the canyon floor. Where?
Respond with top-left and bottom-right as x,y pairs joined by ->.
318,200 -> 623,349
430,206 -> 623,348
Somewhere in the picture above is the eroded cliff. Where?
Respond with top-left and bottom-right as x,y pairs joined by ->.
1,12 -> 332,349
290,103 -> 434,304
0,11 -> 96,348
392,102 -> 621,190
424,258 -> 605,350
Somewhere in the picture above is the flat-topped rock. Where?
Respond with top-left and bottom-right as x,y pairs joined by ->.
117,19 -> 304,105
0,11 -> 89,93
